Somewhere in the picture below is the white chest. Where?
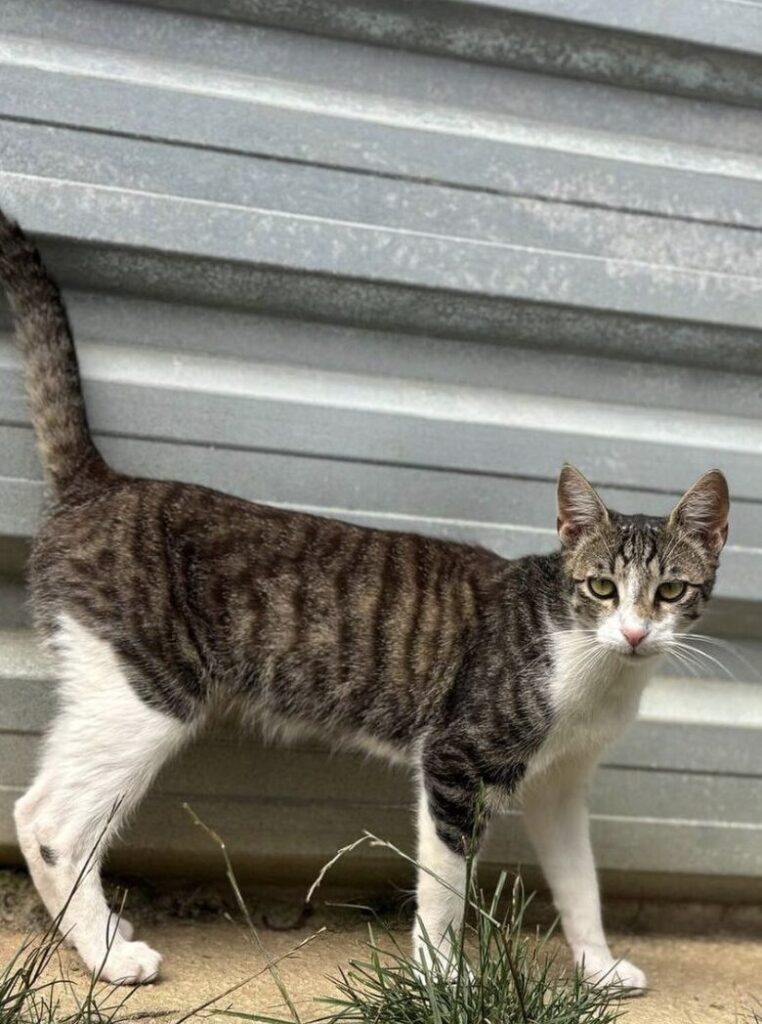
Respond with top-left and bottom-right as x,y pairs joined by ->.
526,634 -> 653,779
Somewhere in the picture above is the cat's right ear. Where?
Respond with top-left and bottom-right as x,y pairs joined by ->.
557,465 -> 609,547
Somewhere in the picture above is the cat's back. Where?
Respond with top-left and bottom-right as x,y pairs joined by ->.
31,471 -> 502,594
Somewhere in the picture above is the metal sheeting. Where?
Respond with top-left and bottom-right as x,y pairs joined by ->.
0,0 -> 760,892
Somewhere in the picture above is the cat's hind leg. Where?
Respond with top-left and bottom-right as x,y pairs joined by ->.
14,614 -> 196,984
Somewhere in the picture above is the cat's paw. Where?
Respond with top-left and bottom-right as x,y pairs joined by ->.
579,954 -> 646,996
93,939 -> 161,985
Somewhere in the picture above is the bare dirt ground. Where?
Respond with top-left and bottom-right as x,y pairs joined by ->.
0,869 -> 759,1024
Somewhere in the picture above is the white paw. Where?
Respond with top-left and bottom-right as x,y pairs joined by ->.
92,939 -> 162,985
579,953 -> 647,995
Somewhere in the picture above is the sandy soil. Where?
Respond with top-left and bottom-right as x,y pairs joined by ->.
0,870 -> 759,1023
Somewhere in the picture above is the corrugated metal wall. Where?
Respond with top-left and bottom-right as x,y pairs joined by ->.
1,0 -> 761,897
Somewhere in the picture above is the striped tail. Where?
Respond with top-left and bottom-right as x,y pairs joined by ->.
0,208 -> 109,499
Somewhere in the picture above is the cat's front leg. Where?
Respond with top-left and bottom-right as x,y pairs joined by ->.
521,756 -> 647,995
413,747 -> 486,972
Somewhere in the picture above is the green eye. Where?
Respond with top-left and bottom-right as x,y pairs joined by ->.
658,580 -> 687,602
588,577 -> 617,599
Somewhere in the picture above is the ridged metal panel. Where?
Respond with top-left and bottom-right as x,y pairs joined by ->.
0,0 -> 760,894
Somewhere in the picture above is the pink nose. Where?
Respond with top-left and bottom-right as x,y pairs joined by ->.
621,625 -> 648,649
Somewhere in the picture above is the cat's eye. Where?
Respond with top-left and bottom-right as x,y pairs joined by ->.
588,577 -> 617,600
657,580 -> 687,602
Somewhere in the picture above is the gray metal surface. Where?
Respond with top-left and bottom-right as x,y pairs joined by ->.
0,0 -> 760,893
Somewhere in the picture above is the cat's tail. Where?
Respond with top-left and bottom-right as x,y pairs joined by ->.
0,207 -> 110,499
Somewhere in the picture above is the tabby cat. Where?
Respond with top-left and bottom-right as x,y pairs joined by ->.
0,209 -> 729,990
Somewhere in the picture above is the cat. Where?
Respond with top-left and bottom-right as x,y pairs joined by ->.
0,208 -> 729,989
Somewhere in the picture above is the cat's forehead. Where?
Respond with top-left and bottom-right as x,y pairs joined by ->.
607,512 -> 665,573
577,513 -> 663,571
573,512 -> 688,585
577,511 -> 710,580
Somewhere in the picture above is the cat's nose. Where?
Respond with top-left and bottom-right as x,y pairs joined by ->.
621,625 -> 648,649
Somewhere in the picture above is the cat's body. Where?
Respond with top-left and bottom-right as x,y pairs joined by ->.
0,209 -> 729,991
33,474 -> 556,754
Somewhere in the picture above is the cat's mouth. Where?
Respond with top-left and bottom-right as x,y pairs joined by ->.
616,645 -> 659,661
600,639 -> 660,661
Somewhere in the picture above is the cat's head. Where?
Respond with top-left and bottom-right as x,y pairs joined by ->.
556,465 -> 729,660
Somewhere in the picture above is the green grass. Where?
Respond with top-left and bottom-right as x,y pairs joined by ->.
216,830 -> 626,1024
287,877 -> 625,1024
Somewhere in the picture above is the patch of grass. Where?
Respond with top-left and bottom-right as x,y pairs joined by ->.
214,830 -> 625,1024
302,879 -> 623,1024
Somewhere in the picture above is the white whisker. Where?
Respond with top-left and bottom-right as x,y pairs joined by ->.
686,634 -> 761,681
668,640 -> 736,680
666,649 -> 699,679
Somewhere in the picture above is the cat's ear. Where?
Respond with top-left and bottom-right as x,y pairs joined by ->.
557,465 -> 609,546
668,469 -> 729,555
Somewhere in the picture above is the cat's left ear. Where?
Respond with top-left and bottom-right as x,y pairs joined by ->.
557,465 -> 609,547
668,469 -> 730,555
